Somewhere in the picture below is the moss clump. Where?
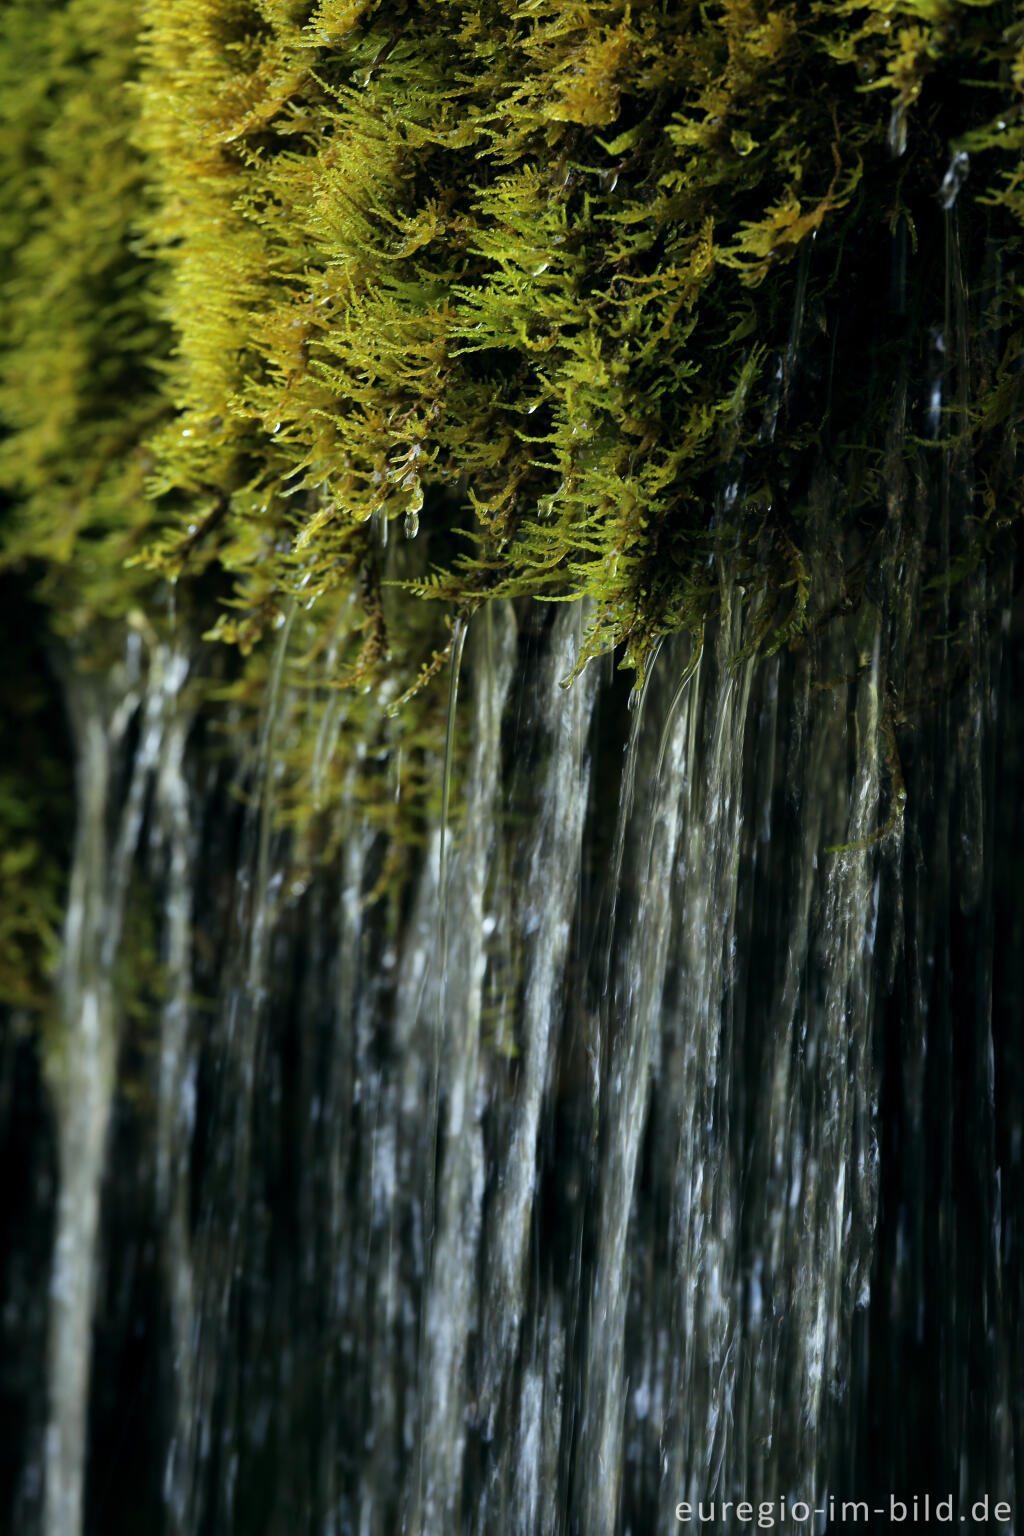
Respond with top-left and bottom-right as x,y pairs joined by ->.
130,0 -> 1024,675
0,649 -> 69,1011
0,0 -> 167,639
2,0 -> 1024,1005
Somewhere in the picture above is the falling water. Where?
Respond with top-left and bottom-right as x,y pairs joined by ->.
2,526 -> 1017,1536
44,638 -> 192,1536
3,180 -> 1024,1536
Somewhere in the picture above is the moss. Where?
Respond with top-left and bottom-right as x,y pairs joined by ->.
2,0 -> 1024,1005
0,0 -> 168,641
126,0 -> 1024,664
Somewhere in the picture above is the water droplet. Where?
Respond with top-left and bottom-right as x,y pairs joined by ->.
404,509 -> 420,538
404,479 -> 423,518
888,103 -> 908,158
939,150 -> 970,210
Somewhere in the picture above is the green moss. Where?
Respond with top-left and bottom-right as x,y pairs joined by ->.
0,0 -> 168,639
125,0 -> 1024,668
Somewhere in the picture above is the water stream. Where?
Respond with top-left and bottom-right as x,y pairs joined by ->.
2,537 -> 1019,1535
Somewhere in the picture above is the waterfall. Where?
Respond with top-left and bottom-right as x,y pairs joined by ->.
3,544 -> 1018,1535
3,8 -> 1024,1533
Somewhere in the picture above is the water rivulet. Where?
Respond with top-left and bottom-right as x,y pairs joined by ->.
1,529 -> 1021,1534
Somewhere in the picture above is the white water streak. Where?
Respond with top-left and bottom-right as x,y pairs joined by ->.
46,644 -> 191,1536
417,604 -> 516,1533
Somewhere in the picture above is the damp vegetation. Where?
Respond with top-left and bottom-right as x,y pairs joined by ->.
2,0 -> 1024,1005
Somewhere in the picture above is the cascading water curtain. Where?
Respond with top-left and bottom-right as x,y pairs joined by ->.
1,568 -> 1019,1536
2,2 -> 1024,1535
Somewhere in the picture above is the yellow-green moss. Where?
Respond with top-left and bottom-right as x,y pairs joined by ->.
126,0 -> 1024,668
0,0 -> 167,637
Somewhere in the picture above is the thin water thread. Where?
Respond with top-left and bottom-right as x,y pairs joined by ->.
600,637 -> 663,1001
250,598 -> 296,994
414,611 -> 467,1532
438,615 -> 468,994
654,628 -> 704,787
